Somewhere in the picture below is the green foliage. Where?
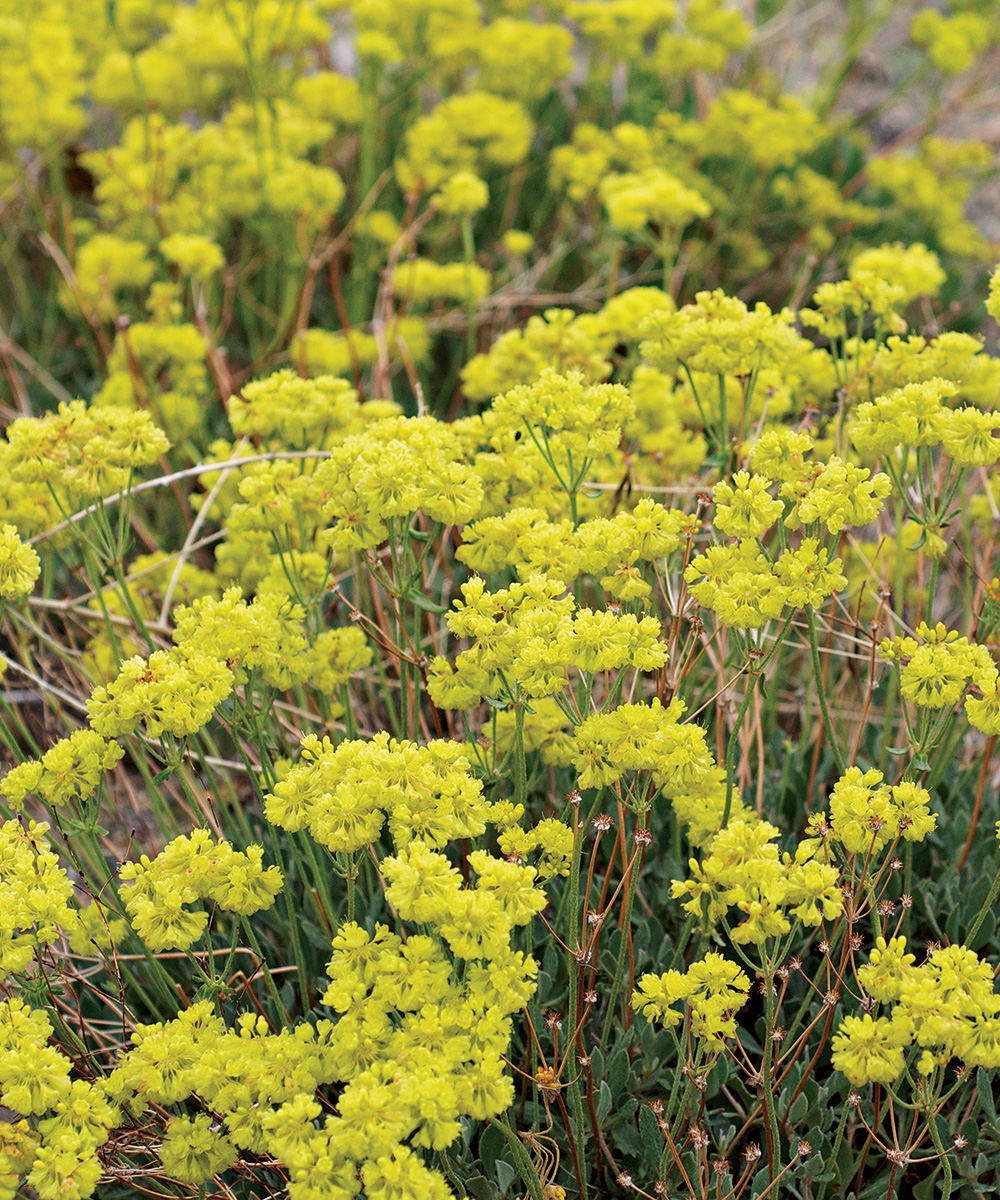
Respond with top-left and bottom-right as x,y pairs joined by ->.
2,1 -> 1000,1198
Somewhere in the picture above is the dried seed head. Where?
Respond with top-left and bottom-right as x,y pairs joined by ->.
743,1143 -> 762,1162
593,814 -> 614,832
796,1140 -> 813,1158
634,828 -> 653,846
690,1126 -> 710,1149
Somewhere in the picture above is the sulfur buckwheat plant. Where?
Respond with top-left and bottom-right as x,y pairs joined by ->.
3,1 -> 1000,1198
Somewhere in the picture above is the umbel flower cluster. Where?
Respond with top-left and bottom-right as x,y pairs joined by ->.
2,0 -> 1000,1197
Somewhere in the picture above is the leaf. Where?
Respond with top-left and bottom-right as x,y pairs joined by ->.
589,1047 -> 605,1080
979,1068 -> 999,1128
300,919 -> 332,951
612,1121 -> 644,1158
787,1092 -> 809,1125
639,1104 -> 661,1167
750,1167 -> 770,1199
597,1080 -> 613,1123
495,1160 -> 517,1195
607,1047 -> 630,1095
405,590 -> 448,614
912,1169 -> 940,1200
465,1176 -> 499,1200
802,1154 -> 829,1180
478,1122 -> 505,1179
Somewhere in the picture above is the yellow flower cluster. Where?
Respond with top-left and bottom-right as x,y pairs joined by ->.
641,289 -> 803,378
93,308 -> 212,441
632,951 -> 751,1043
318,416 -> 483,553
396,91 -> 533,192
0,820 -> 76,978
229,370 -> 360,447
686,537 -> 847,629
497,817 -> 576,880
809,767 -> 937,857
0,526 -> 40,599
572,698 -> 740,842
119,829 -> 282,950
0,999 -> 117,1200
391,258 -> 492,305
672,819 -> 844,943
172,587 -> 312,689
458,497 -> 694,600
851,378 -> 1000,468
264,732 -> 490,853
834,940 -> 1000,1086
600,166 -> 710,233
428,575 -> 665,708
3,400 -> 168,526
881,621 -> 996,712
87,649 -> 234,739
0,730 -> 123,811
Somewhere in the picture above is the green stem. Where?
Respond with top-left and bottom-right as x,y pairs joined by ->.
965,856 -> 1000,946
926,1108 -> 953,1200
489,1114 -> 546,1200
461,214 -> 478,364
761,962 -> 782,1184
513,704 -> 527,808
722,674 -> 757,827
599,841 -> 642,1051
807,607 -> 846,774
